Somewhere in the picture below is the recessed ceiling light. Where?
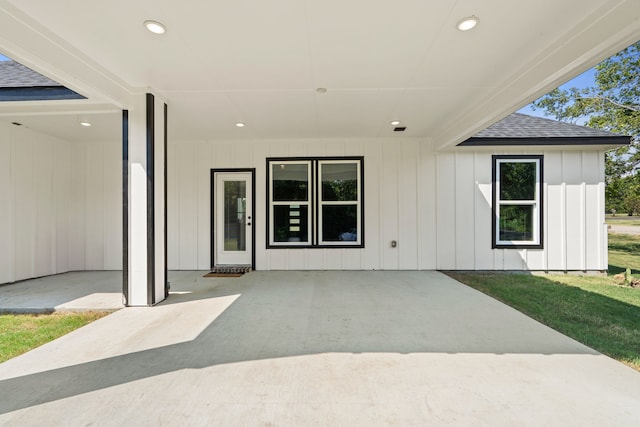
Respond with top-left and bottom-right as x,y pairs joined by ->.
80,121 -> 92,127
390,120 -> 401,126
457,16 -> 479,31
235,122 -> 246,128
144,20 -> 166,34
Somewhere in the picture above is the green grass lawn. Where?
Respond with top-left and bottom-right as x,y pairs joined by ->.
0,312 -> 110,363
447,233 -> 640,371
608,232 -> 640,275
605,216 -> 640,227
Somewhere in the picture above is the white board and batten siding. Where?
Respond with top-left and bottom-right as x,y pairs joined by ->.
0,120 -> 121,284
0,124 -> 608,284
168,138 -> 608,272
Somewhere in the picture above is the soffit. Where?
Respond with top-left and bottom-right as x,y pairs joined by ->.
0,0 -> 639,146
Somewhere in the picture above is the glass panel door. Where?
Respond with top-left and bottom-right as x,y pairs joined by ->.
215,172 -> 252,266
223,180 -> 247,251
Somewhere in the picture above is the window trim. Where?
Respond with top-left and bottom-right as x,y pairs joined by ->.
492,155 -> 544,249
268,160 -> 313,246
266,156 -> 364,249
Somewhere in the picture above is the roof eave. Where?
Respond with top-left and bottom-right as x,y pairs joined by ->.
458,136 -> 631,147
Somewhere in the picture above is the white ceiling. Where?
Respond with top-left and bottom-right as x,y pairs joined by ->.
0,0 -> 639,147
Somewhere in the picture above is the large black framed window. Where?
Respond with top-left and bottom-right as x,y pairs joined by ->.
267,157 -> 363,248
492,155 -> 543,249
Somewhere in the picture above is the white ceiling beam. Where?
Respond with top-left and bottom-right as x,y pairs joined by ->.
0,0 -> 134,108
0,100 -> 120,117
433,0 -> 640,150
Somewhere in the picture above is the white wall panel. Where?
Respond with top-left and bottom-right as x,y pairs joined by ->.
417,141 -> 437,269
69,144 -> 86,271
563,152 -> 584,270
503,249 -> 525,270
12,129 -> 35,281
165,137 -> 606,272
196,142 -> 212,269
177,143 -> 198,269
167,144 -> 180,269
473,153 -> 494,270
0,126 -> 14,284
454,153 -> 475,269
544,152 -> 563,270
362,141 -> 381,270
54,142 -> 71,273
252,143 -> 269,270
583,152 -> 603,270
34,138 -> 54,277
85,144 -> 105,270
436,153 -> 456,269
0,122 -> 116,284
399,141 -> 418,269
69,141 -> 122,272
103,142 -> 122,270
288,248 -> 307,269
381,143 -> 399,269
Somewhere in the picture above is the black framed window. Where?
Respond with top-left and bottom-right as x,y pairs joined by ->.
492,155 -> 543,249
267,157 -> 363,248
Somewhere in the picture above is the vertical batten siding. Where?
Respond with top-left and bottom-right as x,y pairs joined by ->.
381,142 -> 399,269
431,149 -> 605,272
71,141 -> 122,272
84,143 -> 105,270
362,141 -> 381,270
399,141 -> 419,269
0,123 -> 121,284
168,138 -> 428,271
166,138 -> 606,272
563,151 -> 585,270
177,143 -> 198,269
417,141 -> 437,269
583,151 -> 603,270
435,152 -> 456,270
166,143 -> 179,269
474,153 -> 494,270
196,142 -> 212,269
545,152 -> 564,270
454,153 -> 475,270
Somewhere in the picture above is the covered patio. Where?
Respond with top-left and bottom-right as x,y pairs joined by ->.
1,271 -> 639,425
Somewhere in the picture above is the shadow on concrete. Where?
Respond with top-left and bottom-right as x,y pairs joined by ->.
0,271 -> 602,414
0,271 -> 123,312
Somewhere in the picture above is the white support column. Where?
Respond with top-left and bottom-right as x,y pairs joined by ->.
124,93 -> 168,306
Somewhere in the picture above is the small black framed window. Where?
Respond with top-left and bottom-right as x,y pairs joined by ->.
492,155 -> 543,249
267,157 -> 363,248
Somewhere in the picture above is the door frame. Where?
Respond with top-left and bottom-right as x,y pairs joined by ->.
210,168 -> 256,269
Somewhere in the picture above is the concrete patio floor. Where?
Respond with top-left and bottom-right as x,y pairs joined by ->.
0,271 -> 124,313
1,270 -> 639,426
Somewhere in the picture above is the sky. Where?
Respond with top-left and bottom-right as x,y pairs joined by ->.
517,68 -> 596,119
0,53 -> 8,61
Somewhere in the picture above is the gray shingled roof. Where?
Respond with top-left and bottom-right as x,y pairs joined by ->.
0,61 -> 61,87
461,112 -> 629,146
474,112 -> 619,138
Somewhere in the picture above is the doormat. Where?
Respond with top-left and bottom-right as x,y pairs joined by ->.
204,266 -> 251,278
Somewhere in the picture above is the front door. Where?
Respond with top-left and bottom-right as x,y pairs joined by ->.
213,171 -> 253,267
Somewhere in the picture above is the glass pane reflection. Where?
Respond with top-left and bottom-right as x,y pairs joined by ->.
224,180 -> 246,251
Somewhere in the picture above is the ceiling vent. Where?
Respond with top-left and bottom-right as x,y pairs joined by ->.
394,127 -> 406,132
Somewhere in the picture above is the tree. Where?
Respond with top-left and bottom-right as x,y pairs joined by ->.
532,41 -> 640,214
